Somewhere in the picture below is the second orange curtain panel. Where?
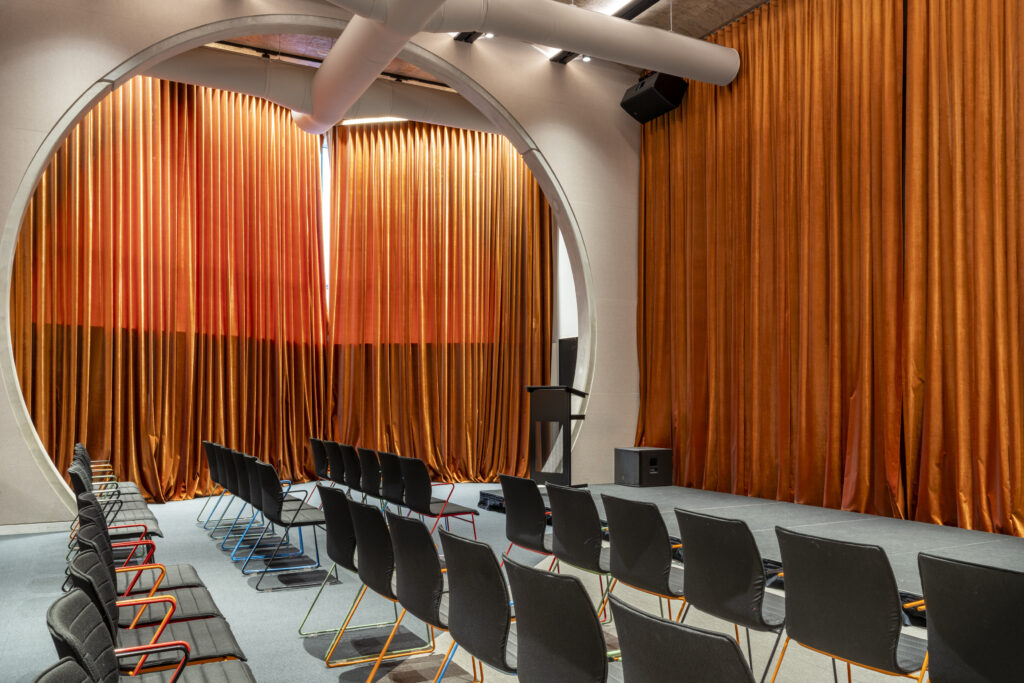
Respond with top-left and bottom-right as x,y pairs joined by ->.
328,122 -> 553,481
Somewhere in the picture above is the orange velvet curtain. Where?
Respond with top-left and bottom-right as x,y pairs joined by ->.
638,0 -> 1024,534
328,122 -> 552,481
11,76 -> 332,501
903,0 -> 1024,534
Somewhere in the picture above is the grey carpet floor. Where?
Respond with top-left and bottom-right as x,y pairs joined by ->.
4,482 -> 925,682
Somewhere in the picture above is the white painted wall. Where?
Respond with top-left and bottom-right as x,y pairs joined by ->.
0,0 -> 640,526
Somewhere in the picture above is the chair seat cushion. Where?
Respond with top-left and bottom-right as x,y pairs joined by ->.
895,632 -> 928,674
270,506 -> 325,526
117,587 -> 222,627
759,591 -> 786,628
428,499 -> 478,517
117,563 -> 204,595
667,564 -> 685,597
107,518 -> 163,538
137,658 -> 258,683
117,618 -> 245,669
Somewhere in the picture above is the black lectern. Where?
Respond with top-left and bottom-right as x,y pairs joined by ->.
525,385 -> 587,485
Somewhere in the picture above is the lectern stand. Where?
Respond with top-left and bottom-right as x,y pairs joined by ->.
525,385 -> 587,486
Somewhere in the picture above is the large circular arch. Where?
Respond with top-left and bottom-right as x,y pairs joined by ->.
0,12 -> 595,510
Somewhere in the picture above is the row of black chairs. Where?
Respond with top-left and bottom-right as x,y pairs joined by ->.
304,482 -> 766,682
37,448 -> 256,681
498,474 -> 1023,683
200,442 -> 325,590
308,438 -> 479,538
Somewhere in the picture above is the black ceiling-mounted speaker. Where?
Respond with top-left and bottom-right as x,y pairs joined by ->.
619,73 -> 688,123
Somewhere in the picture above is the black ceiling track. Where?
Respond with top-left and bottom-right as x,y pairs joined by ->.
453,31 -> 483,43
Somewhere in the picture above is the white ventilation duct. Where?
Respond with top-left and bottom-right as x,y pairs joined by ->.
145,46 -> 498,134
293,0 -> 449,133
325,0 -> 741,85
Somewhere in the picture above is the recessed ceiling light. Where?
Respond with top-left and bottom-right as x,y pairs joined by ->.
483,33 -> 495,39
582,56 -> 592,62
341,116 -> 407,126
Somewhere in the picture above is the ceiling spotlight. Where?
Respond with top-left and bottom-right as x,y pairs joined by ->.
483,33 -> 495,39
341,116 -> 407,126
581,55 -> 592,62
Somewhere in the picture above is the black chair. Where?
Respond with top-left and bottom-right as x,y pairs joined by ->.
340,444 -> 363,499
45,588 -> 257,682
34,657 -> 91,683
600,494 -> 685,621
203,445 -> 241,535
499,474 -> 554,565
918,553 -> 1024,682
675,508 -> 785,680
547,483 -> 612,617
241,459 -> 324,590
215,450 -> 262,546
298,484 -> 358,637
609,595 -> 756,683
67,465 -> 158,533
358,447 -> 382,502
503,554 -> 622,682
371,512 -> 450,680
377,450 -> 405,511
72,443 -> 141,496
74,497 -> 204,597
400,456 -> 478,538
304,437 -> 333,506
439,529 -> 517,679
325,499 -> 435,669
66,548 -> 246,674
195,441 -> 225,524
74,521 -> 220,627
324,440 -> 348,492
770,527 -> 927,681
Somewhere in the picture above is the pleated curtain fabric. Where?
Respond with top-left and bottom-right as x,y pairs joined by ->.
11,77 -> 333,501
328,122 -> 553,481
903,0 -> 1024,535
637,0 -> 1024,535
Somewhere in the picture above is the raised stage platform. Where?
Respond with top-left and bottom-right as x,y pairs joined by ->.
479,484 -> 1024,595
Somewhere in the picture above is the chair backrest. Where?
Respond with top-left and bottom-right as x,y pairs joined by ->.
387,511 -> 445,628
253,459 -> 284,521
232,450 -> 251,501
675,509 -> 771,629
357,447 -> 381,497
503,554 -> 608,682
202,441 -> 220,487
377,451 -> 405,506
347,498 -> 396,599
775,526 -> 905,673
340,444 -> 362,491
324,440 -> 346,487
547,483 -> 604,573
34,657 -> 91,683
74,510 -> 118,585
67,464 -> 91,497
609,596 -> 756,683
439,529 -> 515,674
601,494 -> 675,595
218,446 -> 238,495
46,589 -> 119,683
319,485 -> 357,572
499,474 -> 548,553
246,454 -> 268,510
66,549 -> 119,639
399,456 -> 434,514
310,438 -> 329,480
918,553 -> 1024,683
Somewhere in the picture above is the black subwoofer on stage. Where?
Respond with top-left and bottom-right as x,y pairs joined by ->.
620,73 -> 688,124
614,447 -> 673,487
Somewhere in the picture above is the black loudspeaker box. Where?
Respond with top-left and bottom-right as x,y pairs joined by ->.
619,73 -> 688,124
614,447 -> 674,487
